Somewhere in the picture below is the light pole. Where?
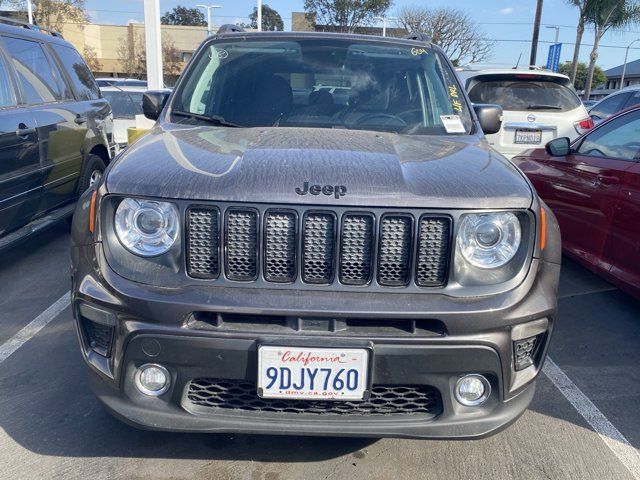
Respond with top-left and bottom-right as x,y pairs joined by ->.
620,38 -> 640,89
257,0 -> 262,31
26,0 -> 33,24
197,4 -> 222,36
374,16 -> 397,37
545,25 -> 559,45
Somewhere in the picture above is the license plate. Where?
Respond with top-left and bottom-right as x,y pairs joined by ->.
257,346 -> 369,400
514,129 -> 542,144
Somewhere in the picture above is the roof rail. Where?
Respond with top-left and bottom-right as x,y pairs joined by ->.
0,16 -> 63,38
217,24 -> 245,35
403,32 -> 431,43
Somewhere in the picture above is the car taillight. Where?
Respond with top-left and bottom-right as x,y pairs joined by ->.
574,118 -> 594,134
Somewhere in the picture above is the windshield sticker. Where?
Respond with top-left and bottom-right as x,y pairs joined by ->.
448,85 -> 463,113
216,48 -> 229,59
411,47 -> 428,56
440,115 -> 466,133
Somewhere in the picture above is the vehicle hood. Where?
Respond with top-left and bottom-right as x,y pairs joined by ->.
106,125 -> 533,209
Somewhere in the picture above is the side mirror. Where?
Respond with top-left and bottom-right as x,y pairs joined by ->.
473,104 -> 503,135
545,137 -> 571,157
142,90 -> 170,121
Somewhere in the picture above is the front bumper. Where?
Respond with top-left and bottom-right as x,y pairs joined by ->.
71,235 -> 559,439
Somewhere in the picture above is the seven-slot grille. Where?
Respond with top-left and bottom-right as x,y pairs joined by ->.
186,206 -> 451,288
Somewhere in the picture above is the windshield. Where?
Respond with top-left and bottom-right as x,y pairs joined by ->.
468,76 -> 581,112
102,91 -> 143,119
172,37 -> 473,135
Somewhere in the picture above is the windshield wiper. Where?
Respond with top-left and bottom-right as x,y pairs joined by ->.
526,105 -> 562,110
171,110 -> 243,127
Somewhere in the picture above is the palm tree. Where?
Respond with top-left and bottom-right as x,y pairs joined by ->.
566,0 -> 597,84
583,0 -> 640,98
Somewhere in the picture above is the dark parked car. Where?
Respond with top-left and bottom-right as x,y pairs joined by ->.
71,28 -> 561,439
514,105 -> 640,299
0,18 -> 115,250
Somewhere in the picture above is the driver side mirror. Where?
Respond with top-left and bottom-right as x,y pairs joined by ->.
473,104 -> 503,135
545,137 -> 571,157
142,91 -> 170,121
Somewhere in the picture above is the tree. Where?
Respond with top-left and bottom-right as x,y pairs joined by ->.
583,0 -> 640,98
304,0 -> 392,33
161,5 -> 206,26
249,4 -> 284,31
82,45 -> 102,73
565,0 -> 599,84
396,6 -> 494,65
117,33 -> 145,78
10,0 -> 88,31
162,35 -> 182,81
559,61 -> 606,90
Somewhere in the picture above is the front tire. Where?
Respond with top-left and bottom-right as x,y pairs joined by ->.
78,154 -> 106,194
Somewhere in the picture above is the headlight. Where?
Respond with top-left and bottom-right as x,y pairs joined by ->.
457,212 -> 521,269
114,198 -> 179,256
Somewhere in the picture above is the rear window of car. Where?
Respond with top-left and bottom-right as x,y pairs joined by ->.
102,90 -> 142,119
468,76 -> 581,112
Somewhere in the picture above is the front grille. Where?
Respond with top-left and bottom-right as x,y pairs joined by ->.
264,211 -> 297,283
302,212 -> 336,284
225,209 -> 258,281
378,215 -> 413,286
186,207 -> 220,278
185,205 -> 451,289
415,216 -> 450,287
340,214 -> 374,285
185,378 -> 442,416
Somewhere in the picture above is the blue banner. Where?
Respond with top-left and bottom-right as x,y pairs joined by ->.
546,43 -> 562,72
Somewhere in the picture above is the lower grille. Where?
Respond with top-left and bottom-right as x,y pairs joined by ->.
185,378 -> 442,416
80,318 -> 114,357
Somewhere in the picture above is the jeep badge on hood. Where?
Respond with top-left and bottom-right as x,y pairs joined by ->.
295,182 -> 347,199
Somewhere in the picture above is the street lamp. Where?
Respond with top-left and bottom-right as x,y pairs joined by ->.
620,38 -> 640,89
197,4 -> 222,36
374,16 -> 397,37
545,25 -> 560,45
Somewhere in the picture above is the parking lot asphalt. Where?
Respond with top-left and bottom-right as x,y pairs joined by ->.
0,223 -> 638,480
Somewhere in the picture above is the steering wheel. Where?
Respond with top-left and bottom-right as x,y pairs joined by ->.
354,113 -> 407,127
397,109 -> 424,122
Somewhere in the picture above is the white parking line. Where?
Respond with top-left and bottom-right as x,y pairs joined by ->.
544,357 -> 640,479
0,292 -> 71,364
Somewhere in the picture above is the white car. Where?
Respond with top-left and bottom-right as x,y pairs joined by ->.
100,86 -> 146,148
457,68 -> 593,158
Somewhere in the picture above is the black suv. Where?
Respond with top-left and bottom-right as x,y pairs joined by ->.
0,18 -> 115,250
71,29 -> 561,439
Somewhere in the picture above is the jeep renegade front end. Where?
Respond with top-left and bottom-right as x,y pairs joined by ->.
70,31 -> 561,439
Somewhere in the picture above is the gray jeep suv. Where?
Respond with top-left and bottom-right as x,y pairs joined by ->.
70,29 -> 561,439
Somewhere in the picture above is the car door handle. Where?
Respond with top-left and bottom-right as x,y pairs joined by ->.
15,123 -> 36,138
74,115 -> 87,125
596,174 -> 620,185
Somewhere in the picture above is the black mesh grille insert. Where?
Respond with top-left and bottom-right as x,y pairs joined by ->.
303,212 -> 336,284
225,209 -> 258,281
80,318 -> 114,357
186,378 -> 442,416
416,216 -> 450,287
340,214 -> 374,285
186,207 -> 220,279
264,211 -> 297,283
378,215 -> 413,286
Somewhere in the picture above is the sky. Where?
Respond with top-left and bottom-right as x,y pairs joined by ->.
82,0 -> 640,71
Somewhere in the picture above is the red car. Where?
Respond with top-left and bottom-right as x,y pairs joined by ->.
513,105 -> 640,299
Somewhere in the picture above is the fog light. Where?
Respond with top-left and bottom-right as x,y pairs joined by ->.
135,364 -> 170,396
455,374 -> 490,406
